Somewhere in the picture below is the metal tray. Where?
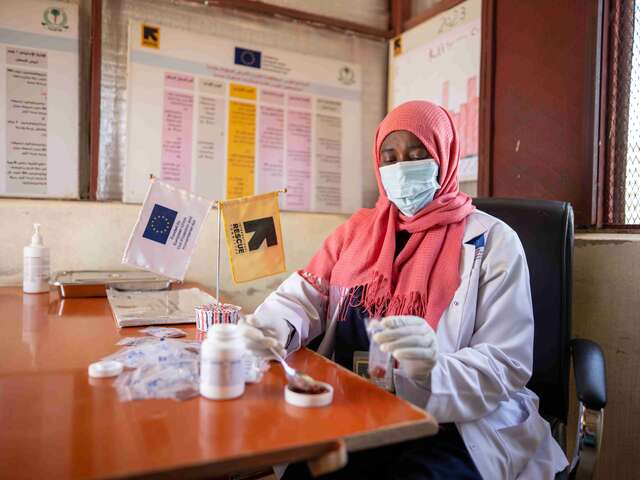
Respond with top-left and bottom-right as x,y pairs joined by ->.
50,270 -> 176,298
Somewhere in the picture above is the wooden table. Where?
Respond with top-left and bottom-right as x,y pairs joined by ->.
0,287 -> 437,479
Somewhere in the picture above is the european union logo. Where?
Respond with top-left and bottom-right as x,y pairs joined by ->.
143,204 -> 177,245
234,47 -> 261,69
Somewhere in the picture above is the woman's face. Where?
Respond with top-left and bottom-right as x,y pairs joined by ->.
379,130 -> 432,167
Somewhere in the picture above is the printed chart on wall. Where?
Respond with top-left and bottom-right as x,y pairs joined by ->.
125,21 -> 362,213
0,0 -> 79,198
388,0 -> 480,182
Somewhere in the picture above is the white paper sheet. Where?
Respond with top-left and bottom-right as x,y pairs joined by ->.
0,0 -> 79,198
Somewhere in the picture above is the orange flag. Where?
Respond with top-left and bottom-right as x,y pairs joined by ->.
220,191 -> 286,283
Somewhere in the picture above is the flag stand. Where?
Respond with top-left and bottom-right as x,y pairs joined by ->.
140,175 -> 286,302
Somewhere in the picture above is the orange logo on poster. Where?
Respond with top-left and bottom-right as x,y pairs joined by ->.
141,24 -> 160,49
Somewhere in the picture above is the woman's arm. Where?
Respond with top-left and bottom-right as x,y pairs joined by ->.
252,271 -> 328,354
395,221 -> 534,423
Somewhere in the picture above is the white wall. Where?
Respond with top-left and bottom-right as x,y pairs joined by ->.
263,0 -> 389,30
571,234 -> 640,479
0,199 -> 347,311
412,0 -> 445,17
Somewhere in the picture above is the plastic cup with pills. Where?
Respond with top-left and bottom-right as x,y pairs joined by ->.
195,302 -> 242,332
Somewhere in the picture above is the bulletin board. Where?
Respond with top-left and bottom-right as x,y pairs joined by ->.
0,0 -> 79,198
125,21 -> 363,213
388,0 -> 481,182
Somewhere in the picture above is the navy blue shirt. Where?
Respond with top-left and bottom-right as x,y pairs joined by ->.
334,230 -> 411,370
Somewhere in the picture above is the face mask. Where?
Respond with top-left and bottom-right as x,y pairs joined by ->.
379,159 -> 440,217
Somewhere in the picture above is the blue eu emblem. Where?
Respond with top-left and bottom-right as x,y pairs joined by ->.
234,47 -> 261,69
143,204 -> 177,244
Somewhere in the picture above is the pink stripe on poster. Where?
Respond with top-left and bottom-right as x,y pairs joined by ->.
285,109 -> 311,210
288,94 -> 311,110
261,89 -> 285,106
161,90 -> 193,189
258,105 -> 285,194
164,72 -> 194,90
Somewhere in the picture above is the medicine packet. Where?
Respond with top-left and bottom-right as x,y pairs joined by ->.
116,336 -> 159,347
243,351 -> 270,383
367,319 -> 394,391
138,326 -> 187,338
100,336 -> 267,401
114,360 -> 200,401
103,338 -> 198,369
102,338 -> 200,401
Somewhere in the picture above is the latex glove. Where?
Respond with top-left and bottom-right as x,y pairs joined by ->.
238,313 -> 290,359
372,315 -> 438,388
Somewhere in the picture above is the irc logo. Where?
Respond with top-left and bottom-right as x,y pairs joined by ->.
229,217 -> 277,255
234,47 -> 262,69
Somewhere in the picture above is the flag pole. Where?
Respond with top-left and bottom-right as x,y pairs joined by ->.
216,202 -> 221,303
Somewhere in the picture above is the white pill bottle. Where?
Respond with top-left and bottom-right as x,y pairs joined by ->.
23,223 -> 50,294
200,323 -> 245,399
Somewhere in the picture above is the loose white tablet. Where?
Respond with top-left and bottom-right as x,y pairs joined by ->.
88,360 -> 124,378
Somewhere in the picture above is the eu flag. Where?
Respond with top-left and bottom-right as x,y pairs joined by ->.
143,204 -> 177,244
234,47 -> 261,69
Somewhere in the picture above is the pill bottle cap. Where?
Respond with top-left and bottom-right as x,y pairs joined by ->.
206,323 -> 240,340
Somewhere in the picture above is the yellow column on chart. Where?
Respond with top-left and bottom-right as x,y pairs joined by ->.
229,83 -> 257,100
226,98 -> 256,199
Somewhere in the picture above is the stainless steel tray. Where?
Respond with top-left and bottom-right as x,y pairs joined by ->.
50,270 -> 176,298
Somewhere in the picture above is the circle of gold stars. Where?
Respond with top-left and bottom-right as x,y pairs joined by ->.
149,215 -> 171,235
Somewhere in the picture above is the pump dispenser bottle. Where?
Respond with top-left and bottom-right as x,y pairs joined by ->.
23,224 -> 50,294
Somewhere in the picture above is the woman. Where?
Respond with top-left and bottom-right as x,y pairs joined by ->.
241,101 -> 568,479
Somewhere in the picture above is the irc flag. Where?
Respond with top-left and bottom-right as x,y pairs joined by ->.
220,191 -> 286,283
122,178 -> 213,280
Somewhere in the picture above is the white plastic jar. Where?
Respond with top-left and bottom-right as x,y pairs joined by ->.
200,323 -> 245,400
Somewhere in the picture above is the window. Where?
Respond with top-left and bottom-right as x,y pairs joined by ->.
604,0 -> 640,226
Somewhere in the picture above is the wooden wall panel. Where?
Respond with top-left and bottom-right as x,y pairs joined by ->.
481,1 -> 602,226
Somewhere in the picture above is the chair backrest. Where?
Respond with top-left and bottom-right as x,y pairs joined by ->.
472,198 -> 573,424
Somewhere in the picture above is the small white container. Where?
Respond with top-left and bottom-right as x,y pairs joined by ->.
200,323 -> 245,400
284,382 -> 334,408
23,223 -> 50,294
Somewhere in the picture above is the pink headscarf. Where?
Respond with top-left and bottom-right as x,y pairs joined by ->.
303,101 -> 475,329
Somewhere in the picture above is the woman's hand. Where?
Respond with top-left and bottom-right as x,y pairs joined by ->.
238,314 -> 291,359
373,315 -> 438,387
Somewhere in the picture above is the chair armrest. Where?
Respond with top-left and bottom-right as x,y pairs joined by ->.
569,338 -> 606,479
570,338 -> 607,410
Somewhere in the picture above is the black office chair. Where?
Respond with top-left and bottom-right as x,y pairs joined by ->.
472,198 -> 607,480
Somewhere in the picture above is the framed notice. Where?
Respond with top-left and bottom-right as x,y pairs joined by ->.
388,0 -> 481,182
0,0 -> 79,198
125,21 -> 363,213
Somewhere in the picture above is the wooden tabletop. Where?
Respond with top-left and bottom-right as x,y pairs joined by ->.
0,286 -> 437,479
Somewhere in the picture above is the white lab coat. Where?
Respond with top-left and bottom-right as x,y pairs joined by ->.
254,210 -> 569,479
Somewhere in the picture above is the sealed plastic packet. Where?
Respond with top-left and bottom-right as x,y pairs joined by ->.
101,338 -> 200,401
138,326 -> 187,338
367,319 -> 394,391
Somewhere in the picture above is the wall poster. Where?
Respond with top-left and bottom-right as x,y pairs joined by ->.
0,0 -> 79,198
125,21 -> 362,213
388,0 -> 481,182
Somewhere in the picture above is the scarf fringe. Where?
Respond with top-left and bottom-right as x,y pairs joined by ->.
302,270 -> 429,322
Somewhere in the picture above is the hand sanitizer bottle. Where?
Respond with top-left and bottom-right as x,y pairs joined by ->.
23,224 -> 50,294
